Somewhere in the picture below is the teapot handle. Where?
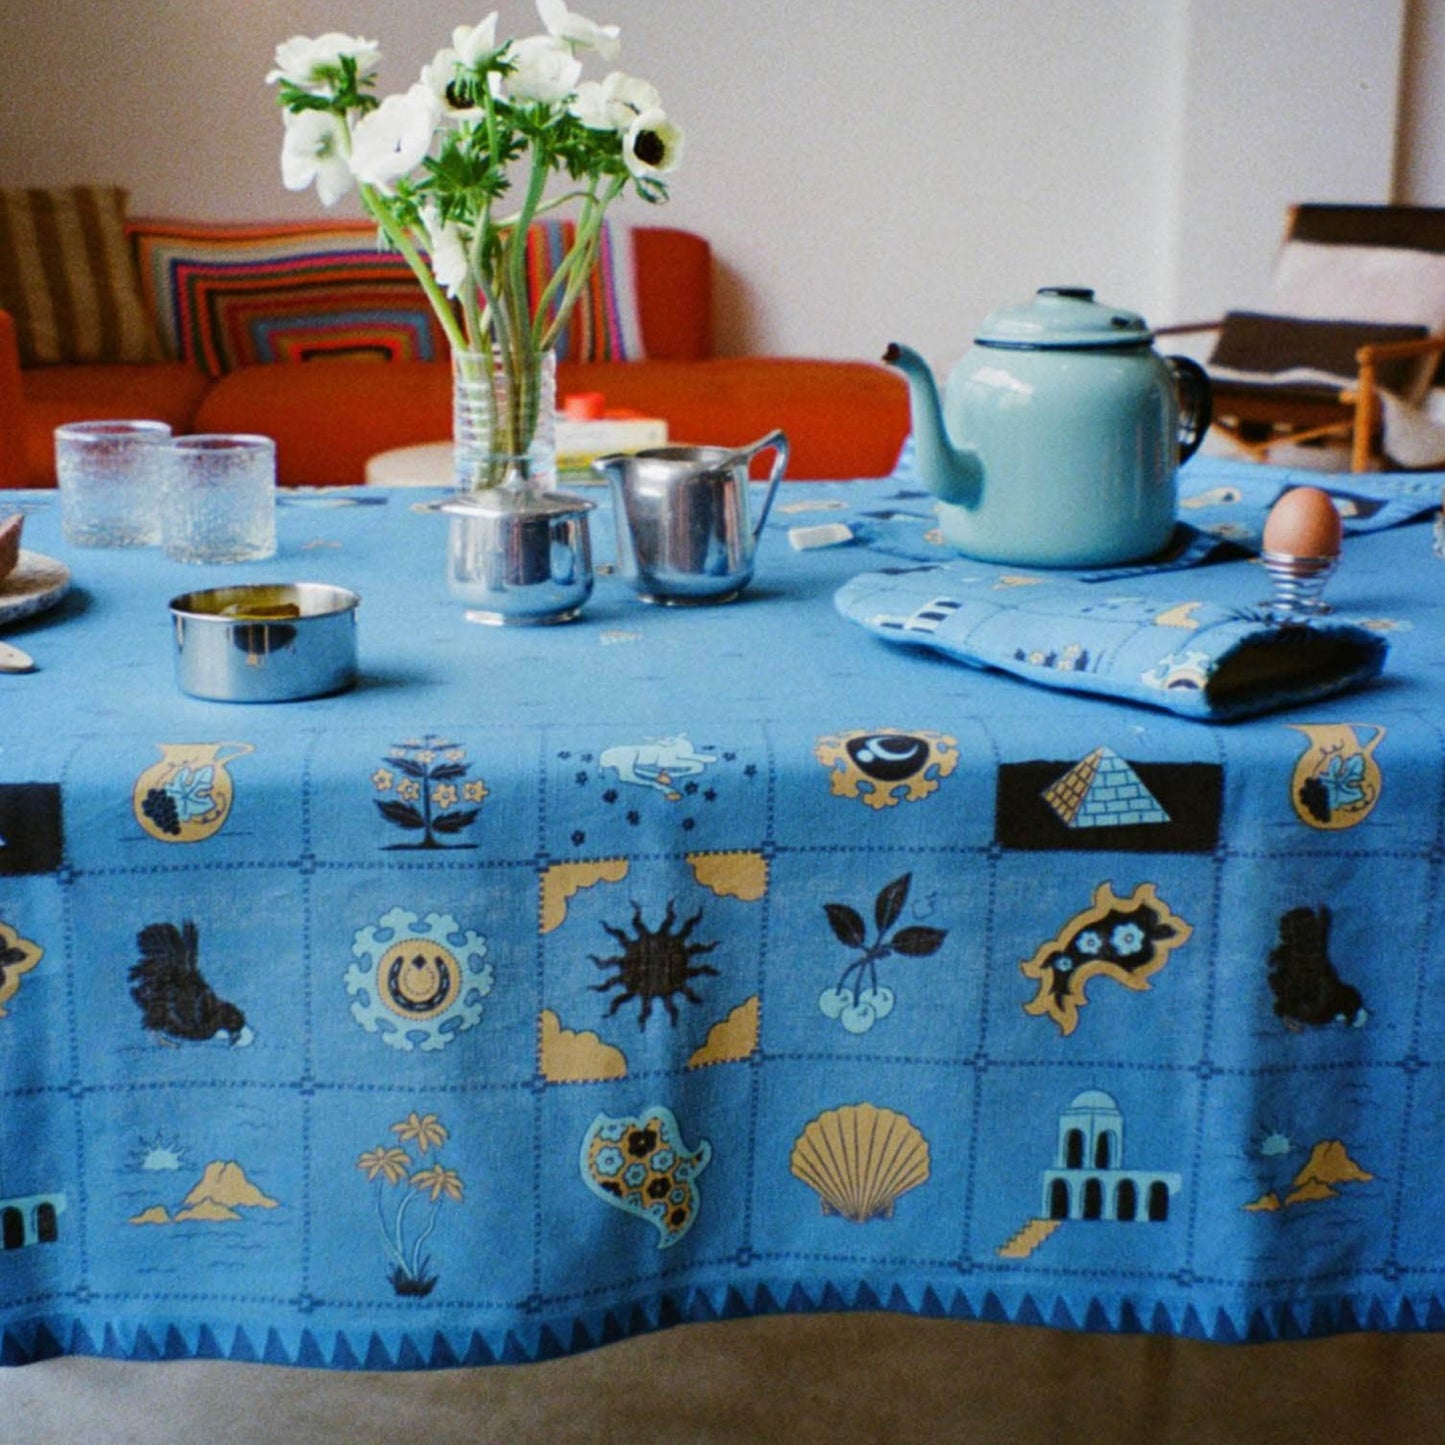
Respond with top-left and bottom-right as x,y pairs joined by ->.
1167,355 -> 1212,463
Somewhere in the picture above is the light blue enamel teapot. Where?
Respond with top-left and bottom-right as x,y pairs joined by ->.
886,287 -> 1211,567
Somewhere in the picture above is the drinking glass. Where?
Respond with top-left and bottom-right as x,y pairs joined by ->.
163,435 -> 277,564
54,419 -> 171,547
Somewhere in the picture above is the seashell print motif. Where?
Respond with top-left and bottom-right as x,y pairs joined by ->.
790,1102 -> 930,1223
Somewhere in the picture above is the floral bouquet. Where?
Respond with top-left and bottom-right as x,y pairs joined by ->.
269,3 -> 682,490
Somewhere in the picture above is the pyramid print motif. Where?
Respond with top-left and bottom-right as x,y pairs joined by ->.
1041,747 -> 1169,830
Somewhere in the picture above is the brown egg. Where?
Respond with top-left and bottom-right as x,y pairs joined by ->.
1262,486 -> 1343,558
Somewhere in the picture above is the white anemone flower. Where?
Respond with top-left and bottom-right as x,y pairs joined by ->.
349,83 -> 442,192
570,71 -> 661,132
280,110 -> 354,206
536,0 -> 621,60
268,32 -> 380,93
422,205 -> 471,298
452,14 -> 500,65
623,109 -> 683,178
505,35 -> 583,104
422,46 -> 486,122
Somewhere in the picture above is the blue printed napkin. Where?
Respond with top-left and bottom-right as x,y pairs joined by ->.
834,562 -> 1389,721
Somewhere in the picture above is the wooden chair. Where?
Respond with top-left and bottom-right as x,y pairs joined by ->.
1165,204 -> 1445,471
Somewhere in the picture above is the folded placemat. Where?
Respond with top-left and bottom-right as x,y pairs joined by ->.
834,562 -> 1389,721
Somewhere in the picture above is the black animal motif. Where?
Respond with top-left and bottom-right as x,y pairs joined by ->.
128,921 -> 247,1043
1267,906 -> 1367,1030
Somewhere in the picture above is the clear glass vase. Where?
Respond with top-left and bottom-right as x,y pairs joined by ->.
452,345 -> 557,494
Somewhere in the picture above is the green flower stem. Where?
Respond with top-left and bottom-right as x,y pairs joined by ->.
483,149 -> 551,471
359,187 -> 467,354
536,176 -> 625,354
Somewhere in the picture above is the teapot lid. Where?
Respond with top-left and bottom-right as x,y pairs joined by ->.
975,287 -> 1152,349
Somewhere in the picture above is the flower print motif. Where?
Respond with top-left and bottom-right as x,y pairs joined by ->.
267,32 -> 381,92
623,108 -> 683,179
506,34 -> 583,103
1076,930 -> 1103,957
373,734 -> 485,849
372,768 -> 395,792
411,1164 -> 464,1203
349,84 -> 443,193
537,0 -> 622,59
1111,923 -> 1146,956
357,1146 -> 412,1185
281,110 -> 354,207
593,1145 -> 624,1177
392,1111 -> 448,1155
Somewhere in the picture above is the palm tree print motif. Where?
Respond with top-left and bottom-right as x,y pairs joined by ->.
373,735 -> 488,848
356,1112 -> 464,1296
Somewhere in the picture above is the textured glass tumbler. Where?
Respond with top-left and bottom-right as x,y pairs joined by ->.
54,419 -> 171,548
163,435 -> 277,564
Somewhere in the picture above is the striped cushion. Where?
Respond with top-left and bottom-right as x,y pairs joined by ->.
0,186 -> 160,367
524,219 -> 644,363
129,218 -> 644,379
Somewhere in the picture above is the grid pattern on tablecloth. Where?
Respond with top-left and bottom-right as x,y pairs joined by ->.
6,690 -> 1445,1365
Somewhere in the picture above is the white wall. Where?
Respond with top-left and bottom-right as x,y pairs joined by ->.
1399,0 -> 1445,202
0,0 -> 1428,375
1161,0 -> 1406,324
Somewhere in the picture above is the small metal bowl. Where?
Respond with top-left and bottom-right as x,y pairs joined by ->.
169,582 -> 359,702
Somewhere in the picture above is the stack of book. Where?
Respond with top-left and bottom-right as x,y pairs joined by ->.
556,407 -> 668,478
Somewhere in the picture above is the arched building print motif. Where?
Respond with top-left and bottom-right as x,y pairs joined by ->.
1040,1090 -> 1179,1225
0,1192 -> 66,1250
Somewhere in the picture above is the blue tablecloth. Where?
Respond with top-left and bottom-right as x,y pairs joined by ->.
2,461 -> 1444,1367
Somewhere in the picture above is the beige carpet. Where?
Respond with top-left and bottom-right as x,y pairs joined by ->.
4,1313 -> 1445,1444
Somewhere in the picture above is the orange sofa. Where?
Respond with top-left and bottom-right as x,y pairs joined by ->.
0,223 -> 908,489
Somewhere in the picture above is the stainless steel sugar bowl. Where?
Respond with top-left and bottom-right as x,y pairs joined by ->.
169,582 -> 360,702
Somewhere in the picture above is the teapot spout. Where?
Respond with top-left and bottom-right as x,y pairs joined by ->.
883,343 -> 982,508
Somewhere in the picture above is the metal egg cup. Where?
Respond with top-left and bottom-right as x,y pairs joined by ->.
1260,550 -> 1337,620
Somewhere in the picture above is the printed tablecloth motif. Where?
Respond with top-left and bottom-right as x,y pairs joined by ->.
2,470 -> 1444,1367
